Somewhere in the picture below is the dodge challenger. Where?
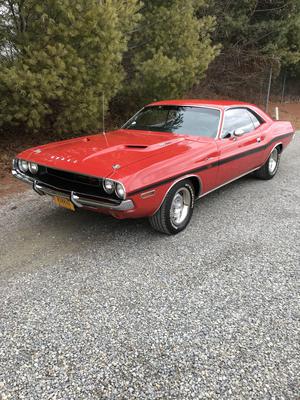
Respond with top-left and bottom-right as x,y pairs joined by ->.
12,100 -> 295,234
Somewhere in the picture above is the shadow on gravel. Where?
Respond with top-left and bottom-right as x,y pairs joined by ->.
36,173 -> 259,240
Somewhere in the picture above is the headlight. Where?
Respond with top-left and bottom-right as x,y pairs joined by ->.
29,162 -> 38,174
103,179 -> 116,194
18,159 -> 29,173
116,182 -> 126,199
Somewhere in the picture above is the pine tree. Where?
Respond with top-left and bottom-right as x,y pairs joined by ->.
123,0 -> 218,107
199,0 -> 300,98
0,0 -> 141,133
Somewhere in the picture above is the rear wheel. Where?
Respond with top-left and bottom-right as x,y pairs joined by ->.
254,147 -> 280,180
149,179 -> 195,235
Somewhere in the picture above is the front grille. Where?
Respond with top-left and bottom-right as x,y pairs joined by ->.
46,167 -> 101,187
24,166 -> 119,201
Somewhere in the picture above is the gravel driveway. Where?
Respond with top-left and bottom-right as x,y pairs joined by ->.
0,134 -> 299,400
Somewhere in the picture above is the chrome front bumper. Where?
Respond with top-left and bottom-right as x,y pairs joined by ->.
12,169 -> 134,211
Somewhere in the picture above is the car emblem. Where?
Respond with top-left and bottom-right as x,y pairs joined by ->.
50,155 -> 78,163
112,164 -> 121,170
34,149 -> 42,154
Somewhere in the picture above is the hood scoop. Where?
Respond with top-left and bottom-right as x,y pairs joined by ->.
125,144 -> 148,149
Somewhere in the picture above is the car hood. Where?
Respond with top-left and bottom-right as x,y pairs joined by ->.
17,129 -> 192,178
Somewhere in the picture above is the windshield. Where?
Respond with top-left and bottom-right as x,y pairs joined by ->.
123,105 -> 220,138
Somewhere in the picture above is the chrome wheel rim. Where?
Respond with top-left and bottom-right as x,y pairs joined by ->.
268,148 -> 278,174
170,187 -> 191,227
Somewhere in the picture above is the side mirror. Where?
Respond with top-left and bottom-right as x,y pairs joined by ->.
222,132 -> 232,139
234,128 -> 245,137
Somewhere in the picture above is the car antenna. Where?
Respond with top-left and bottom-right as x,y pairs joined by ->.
102,92 -> 109,147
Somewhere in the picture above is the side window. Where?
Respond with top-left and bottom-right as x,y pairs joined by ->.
222,108 -> 255,137
247,110 -> 261,129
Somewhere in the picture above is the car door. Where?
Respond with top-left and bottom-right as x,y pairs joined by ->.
236,109 -> 267,170
216,108 -> 265,186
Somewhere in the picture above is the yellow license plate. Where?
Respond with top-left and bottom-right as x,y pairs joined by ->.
53,196 -> 75,211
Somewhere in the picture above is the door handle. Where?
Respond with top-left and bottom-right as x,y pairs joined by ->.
256,137 -> 261,143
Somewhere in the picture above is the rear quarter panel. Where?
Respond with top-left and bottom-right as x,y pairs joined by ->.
261,120 -> 295,163
245,104 -> 294,163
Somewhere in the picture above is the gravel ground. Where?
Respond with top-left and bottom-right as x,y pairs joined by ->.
0,134 -> 299,400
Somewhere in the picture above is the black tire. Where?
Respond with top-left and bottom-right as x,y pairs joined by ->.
149,179 -> 195,235
254,147 -> 281,180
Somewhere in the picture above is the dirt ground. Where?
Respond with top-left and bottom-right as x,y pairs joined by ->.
268,102 -> 300,129
1,102 -> 299,199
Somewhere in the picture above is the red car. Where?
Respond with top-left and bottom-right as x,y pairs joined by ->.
12,100 -> 294,234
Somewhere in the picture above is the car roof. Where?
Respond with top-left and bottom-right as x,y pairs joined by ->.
148,99 -> 252,109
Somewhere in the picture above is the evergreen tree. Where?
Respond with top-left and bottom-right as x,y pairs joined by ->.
0,0 -> 141,133
123,0 -> 218,107
199,0 -> 300,98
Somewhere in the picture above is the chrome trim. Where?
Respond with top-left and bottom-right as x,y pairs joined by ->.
268,148 -> 278,174
150,174 -> 202,216
12,169 -> 134,211
218,106 -> 266,140
34,181 -> 69,198
102,178 -> 116,195
115,181 -> 126,200
34,181 -> 134,211
103,178 -> 127,200
170,187 -> 192,227
270,142 -> 283,153
122,106 -> 145,129
71,193 -> 134,211
28,162 -> 38,175
199,167 -> 260,198
12,169 -> 34,185
140,189 -> 156,199
263,142 -> 283,165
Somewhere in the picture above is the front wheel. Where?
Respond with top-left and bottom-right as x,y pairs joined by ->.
149,179 -> 195,235
254,147 -> 281,180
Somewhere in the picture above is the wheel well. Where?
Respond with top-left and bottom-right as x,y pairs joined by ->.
188,176 -> 201,198
276,144 -> 283,154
